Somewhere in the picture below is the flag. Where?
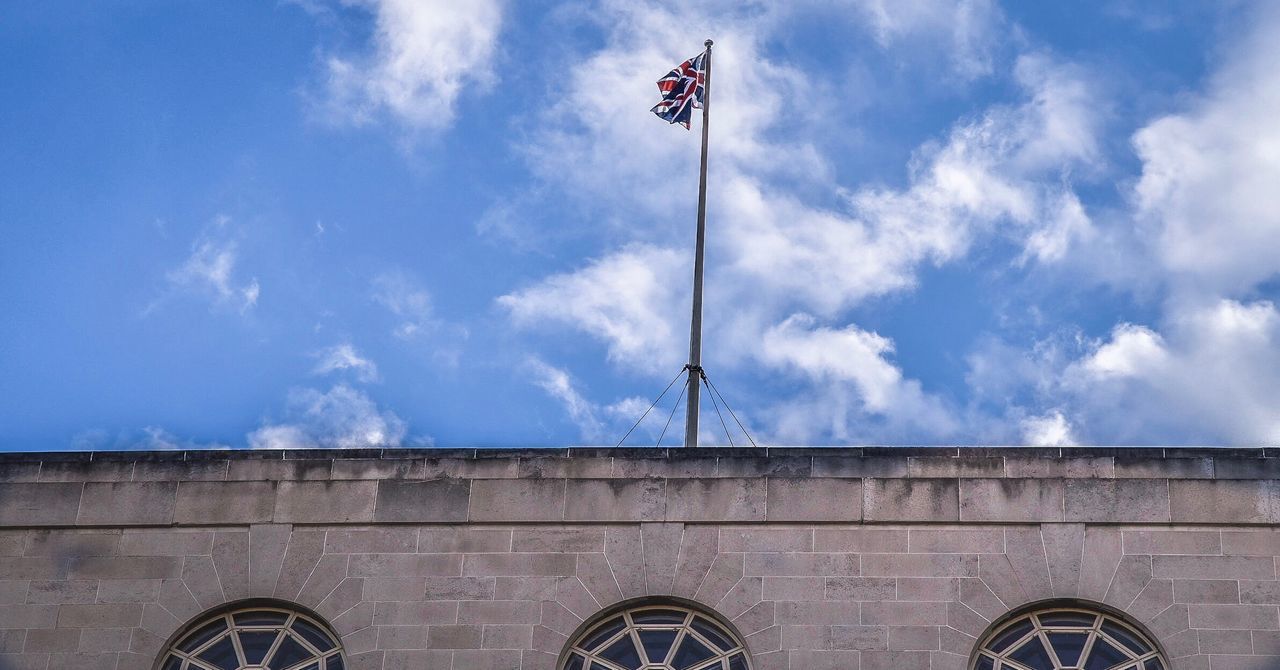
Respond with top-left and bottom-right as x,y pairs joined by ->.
650,52 -> 706,129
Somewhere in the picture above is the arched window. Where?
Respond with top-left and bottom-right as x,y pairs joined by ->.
972,606 -> 1166,670
158,605 -> 344,670
561,603 -> 751,670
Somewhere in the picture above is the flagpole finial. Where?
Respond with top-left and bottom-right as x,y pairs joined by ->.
705,39 -> 713,48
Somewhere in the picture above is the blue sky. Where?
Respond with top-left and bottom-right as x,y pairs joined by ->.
2,0 -> 1279,450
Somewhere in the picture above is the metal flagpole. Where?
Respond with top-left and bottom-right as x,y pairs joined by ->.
684,38 -> 713,448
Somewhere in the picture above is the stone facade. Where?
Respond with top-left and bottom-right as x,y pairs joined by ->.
1,447 -> 1280,669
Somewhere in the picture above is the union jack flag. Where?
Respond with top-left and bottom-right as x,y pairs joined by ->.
650,53 -> 706,129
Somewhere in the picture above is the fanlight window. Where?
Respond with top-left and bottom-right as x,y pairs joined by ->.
973,608 -> 1166,670
159,607 -> 344,670
562,605 -> 751,670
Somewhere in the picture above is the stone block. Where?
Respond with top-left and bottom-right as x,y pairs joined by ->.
864,479 -> 958,522
765,478 -> 861,522
1078,527 -> 1123,602
1170,480 -> 1272,524
666,479 -> 765,522
562,479 -> 666,523
641,523 -> 683,595
119,530 -> 212,557
670,527 -> 719,598
462,553 -> 573,577
469,479 -> 565,522
1004,457 -> 1112,478
1174,580 -> 1240,604
960,479 -> 1063,522
56,604 -> 143,628
908,529 -> 1003,554
888,626 -> 940,651
212,531 -> 249,602
1042,524 -> 1085,598
909,457 -> 1003,478
374,480 -> 470,523
745,552 -> 858,577
1124,530 -> 1222,555
174,481 -> 276,525
1154,556 -> 1276,581
427,624 -> 481,649
458,601 -> 541,625
26,581 -> 97,605
24,530 -> 119,557
605,526 -> 646,598
274,530 -> 326,601
67,556 -> 180,580
1115,458 -> 1213,479
418,528 -> 511,553
350,553 -> 462,578
861,554 -> 977,578
374,601 -> 458,627
826,577 -> 895,601
326,528 -> 418,554
0,483 -> 82,526
132,459 -> 228,482
331,458 -> 423,480
226,458 -> 332,481
811,456 -> 909,478
1187,604 -> 1280,630
814,528 -> 907,553
95,579 -> 159,604
862,601 -> 948,626
719,528 -> 813,553
1065,479 -> 1169,523
248,524 -> 291,597
1222,530 -> 1280,556
77,482 -> 175,525
898,578 -> 958,602
274,481 -> 377,523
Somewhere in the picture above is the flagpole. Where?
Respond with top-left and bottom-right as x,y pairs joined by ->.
684,38 -> 712,448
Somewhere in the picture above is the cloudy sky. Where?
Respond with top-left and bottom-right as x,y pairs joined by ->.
3,0 -> 1279,450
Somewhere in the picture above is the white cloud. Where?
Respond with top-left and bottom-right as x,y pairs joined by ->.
758,314 -> 957,442
152,216 -> 259,315
843,0 -> 1004,77
248,383 -> 408,448
524,357 -> 667,444
372,270 -> 436,339
321,0 -> 504,131
1021,411 -> 1075,446
1131,4 -> 1280,296
500,245 -> 686,372
312,343 -> 380,382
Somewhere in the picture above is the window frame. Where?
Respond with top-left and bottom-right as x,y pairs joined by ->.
157,604 -> 345,670
971,605 -> 1168,670
560,602 -> 753,670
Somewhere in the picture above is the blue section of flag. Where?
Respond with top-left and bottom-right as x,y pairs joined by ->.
650,52 -> 706,129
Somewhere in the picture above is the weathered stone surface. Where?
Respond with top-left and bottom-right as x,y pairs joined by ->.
563,479 -> 664,521
469,479 -> 565,522
275,481 -> 377,523
666,478 -> 765,522
175,480 -> 276,525
374,480 -> 470,522
864,479 -> 958,522
0,483 -> 82,526
960,479 -> 1063,522
1170,480 -> 1273,524
766,477 -> 861,522
1065,479 -> 1170,523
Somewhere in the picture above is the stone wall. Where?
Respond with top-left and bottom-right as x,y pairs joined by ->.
1,447 -> 1279,669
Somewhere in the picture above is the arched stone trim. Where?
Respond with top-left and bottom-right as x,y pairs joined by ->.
967,599 -> 1172,670
529,525 -> 779,667
152,598 -> 345,670
555,597 -> 753,670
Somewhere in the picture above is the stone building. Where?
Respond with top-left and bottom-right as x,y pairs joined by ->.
1,446 -> 1279,670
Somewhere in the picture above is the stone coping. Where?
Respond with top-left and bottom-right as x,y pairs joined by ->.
2,447 -> 1280,482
